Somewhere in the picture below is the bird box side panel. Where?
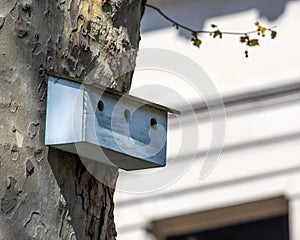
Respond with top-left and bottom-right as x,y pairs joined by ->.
45,77 -> 84,145
83,89 -> 167,167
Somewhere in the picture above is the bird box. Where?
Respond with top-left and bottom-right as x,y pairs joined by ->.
45,75 -> 179,171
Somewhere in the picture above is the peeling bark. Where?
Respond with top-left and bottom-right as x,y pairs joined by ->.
0,0 -> 145,239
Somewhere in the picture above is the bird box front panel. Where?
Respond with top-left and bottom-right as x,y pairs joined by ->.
84,86 -> 168,169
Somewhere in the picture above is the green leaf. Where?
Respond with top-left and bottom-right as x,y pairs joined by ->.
213,30 -> 222,39
258,26 -> 266,34
271,30 -> 277,39
192,38 -> 202,47
248,39 -> 260,47
240,35 -> 249,43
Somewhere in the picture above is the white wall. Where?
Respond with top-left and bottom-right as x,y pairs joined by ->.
115,1 -> 300,239
134,0 -> 300,95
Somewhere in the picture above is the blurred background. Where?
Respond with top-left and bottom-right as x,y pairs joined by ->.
114,0 -> 300,239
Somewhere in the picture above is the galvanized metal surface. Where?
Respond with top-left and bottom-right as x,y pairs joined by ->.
45,76 -> 173,170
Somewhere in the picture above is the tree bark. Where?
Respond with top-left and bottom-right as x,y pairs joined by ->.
0,0 -> 145,239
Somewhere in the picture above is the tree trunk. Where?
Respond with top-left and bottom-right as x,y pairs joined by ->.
0,0 -> 145,239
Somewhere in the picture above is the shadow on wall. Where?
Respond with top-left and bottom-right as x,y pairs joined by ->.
142,0 -> 294,37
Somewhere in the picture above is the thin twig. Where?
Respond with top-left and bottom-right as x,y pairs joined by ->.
145,3 -> 276,36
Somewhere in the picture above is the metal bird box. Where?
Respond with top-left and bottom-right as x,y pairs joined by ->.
45,75 -> 179,170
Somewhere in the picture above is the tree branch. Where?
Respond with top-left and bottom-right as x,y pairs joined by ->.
145,3 -> 277,57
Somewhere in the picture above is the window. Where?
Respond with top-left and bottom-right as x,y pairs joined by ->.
168,214 -> 289,240
152,197 -> 289,240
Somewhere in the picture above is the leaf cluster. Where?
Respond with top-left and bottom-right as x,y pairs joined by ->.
210,24 -> 223,39
239,21 -> 277,57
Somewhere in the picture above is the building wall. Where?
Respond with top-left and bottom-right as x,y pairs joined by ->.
115,0 -> 300,239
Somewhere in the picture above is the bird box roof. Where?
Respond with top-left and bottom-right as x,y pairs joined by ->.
48,72 -> 180,115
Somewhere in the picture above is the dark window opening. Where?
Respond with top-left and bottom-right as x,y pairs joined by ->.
168,215 -> 289,240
